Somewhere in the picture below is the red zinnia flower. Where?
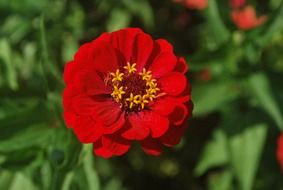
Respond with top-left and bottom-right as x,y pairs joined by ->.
277,133 -> 283,172
230,0 -> 245,8
231,5 -> 267,30
63,28 -> 193,158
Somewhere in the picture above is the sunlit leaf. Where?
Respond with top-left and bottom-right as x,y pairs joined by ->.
193,81 -> 239,116
204,0 -> 230,49
248,72 -> 283,130
208,169 -> 233,190
107,8 -> 131,32
0,39 -> 18,90
194,130 -> 229,176
229,123 -> 267,190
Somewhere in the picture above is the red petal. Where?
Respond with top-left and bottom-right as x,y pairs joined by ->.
63,61 -> 75,84
90,42 -> 120,73
103,111 -> 125,134
74,70 -> 110,95
93,100 -> 121,125
174,57 -> 188,74
73,43 -> 92,72
92,100 -> 125,134
65,33 -> 111,84
159,123 -> 187,147
155,39 -> 173,53
93,134 -> 131,158
121,114 -> 150,140
110,28 -> 143,62
63,84 -> 83,109
146,39 -> 173,67
133,33 -> 154,72
63,111 -> 77,128
166,84 -> 192,104
141,138 -> 163,156
158,72 -> 187,96
72,95 -> 96,115
168,104 -> 188,126
151,98 -> 176,116
149,52 -> 177,78
134,111 -> 169,138
73,116 -> 104,143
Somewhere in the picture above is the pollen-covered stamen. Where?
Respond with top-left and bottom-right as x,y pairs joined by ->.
110,69 -> 124,82
111,86 -> 125,102
109,63 -> 162,112
139,68 -> 152,80
123,62 -> 137,74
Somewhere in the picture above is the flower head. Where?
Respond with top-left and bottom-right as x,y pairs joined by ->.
63,28 -> 193,158
277,133 -> 283,172
231,5 -> 267,30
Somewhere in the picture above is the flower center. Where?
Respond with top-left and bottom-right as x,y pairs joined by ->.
107,63 -> 161,112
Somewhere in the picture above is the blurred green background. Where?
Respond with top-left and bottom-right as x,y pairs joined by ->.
0,0 -> 283,189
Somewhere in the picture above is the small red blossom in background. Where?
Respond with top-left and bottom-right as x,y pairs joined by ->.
174,0 -> 208,10
231,5 -> 267,30
277,133 -> 283,172
63,28 -> 193,158
196,69 -> 211,82
230,0 -> 245,8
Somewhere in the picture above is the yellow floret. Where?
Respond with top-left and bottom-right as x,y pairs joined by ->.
110,69 -> 124,82
123,62 -> 137,74
111,85 -> 125,102
139,68 -> 152,81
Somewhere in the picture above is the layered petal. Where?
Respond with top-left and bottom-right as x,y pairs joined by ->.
93,134 -> 131,158
168,103 -> 188,126
141,138 -> 163,156
149,53 -> 177,78
90,42 -> 120,73
159,123 -> 187,147
110,28 -> 143,62
132,33 -> 154,71
74,70 -> 111,95
174,57 -> 188,74
158,72 -> 187,96
73,116 -> 104,143
63,111 -> 77,128
121,114 -> 150,140
92,100 -> 125,134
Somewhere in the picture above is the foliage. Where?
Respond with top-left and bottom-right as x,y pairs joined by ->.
0,0 -> 283,189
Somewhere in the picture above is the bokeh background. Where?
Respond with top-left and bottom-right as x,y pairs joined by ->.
1,0 -> 283,189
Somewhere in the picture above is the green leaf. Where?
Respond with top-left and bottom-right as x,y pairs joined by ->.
61,171 -> 74,190
0,123 -> 56,152
204,0 -> 230,49
121,0 -> 154,28
2,16 -> 32,44
0,38 -> 18,90
0,171 -> 13,190
107,8 -> 131,32
194,130 -> 229,176
208,169 -> 233,190
248,72 -> 283,130
0,100 -> 53,141
9,172 -> 38,190
192,81 -> 239,116
258,2 -> 283,46
229,123 -> 267,190
83,145 -> 100,190
39,15 -> 60,83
